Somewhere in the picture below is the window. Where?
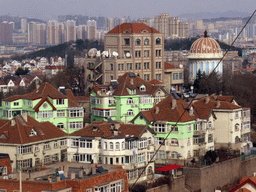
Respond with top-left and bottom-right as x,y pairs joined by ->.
110,64 -> 114,70
118,64 -> 124,70
104,142 -> 107,150
156,74 -> 161,80
144,62 -> 149,69
60,139 -> 67,146
69,110 -> 83,118
57,123 -> 64,129
44,155 -> 51,164
14,102 -> 19,106
138,153 -> 145,162
37,111 -> 53,119
187,138 -> 191,146
155,62 -> 161,69
135,63 -> 141,70
144,50 -> 149,57
127,98 -> 134,104
173,73 -> 179,80
208,134 -> 213,143
110,142 -> 114,150
139,138 -> 148,149
153,123 -> 168,132
171,126 -> 178,133
86,188 -> 92,192
171,139 -> 178,145
54,141 -> 58,148
135,39 -> 141,45
130,89 -> 136,95
140,86 -> 146,92
127,110 -> 134,116
156,38 -> 161,45
57,110 -> 65,117
17,146 -> 32,154
171,152 -> 178,159
144,38 -> 149,45
235,123 -> 240,132
208,121 -> 212,128
135,51 -> 141,57
68,122 -> 83,129
144,74 -> 150,81
35,145 -> 39,152
235,111 -> 239,119
43,143 -> 50,150
122,141 -> 125,149
87,140 -> 92,148
125,140 -> 137,149
139,96 -> 152,104
155,137 -> 165,145
57,99 -> 64,105
179,72 -> 183,79
124,38 -> 130,45
5,101 -> 8,106
187,124 -> 192,132
155,50 -> 161,56
157,151 -> 166,159
116,142 -> 120,150
126,63 -> 132,70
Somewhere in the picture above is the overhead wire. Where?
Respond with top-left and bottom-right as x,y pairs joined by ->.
130,9 -> 256,190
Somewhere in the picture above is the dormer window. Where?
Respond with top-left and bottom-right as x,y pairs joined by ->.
127,98 -> 134,104
29,128 -> 37,137
140,85 -> 146,92
57,99 -> 64,105
14,102 -> 19,106
130,89 -> 136,95
189,107 -> 194,116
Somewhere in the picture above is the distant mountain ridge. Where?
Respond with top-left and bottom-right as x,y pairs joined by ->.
177,10 -> 251,20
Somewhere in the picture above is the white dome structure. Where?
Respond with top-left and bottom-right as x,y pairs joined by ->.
188,31 -> 223,82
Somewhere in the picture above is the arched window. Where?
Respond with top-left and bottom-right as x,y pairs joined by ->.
115,142 -> 120,150
156,38 -> 161,45
235,136 -> 240,143
127,98 -> 134,104
127,110 -> 134,116
148,166 -> 153,174
144,38 -> 149,45
135,39 -> 141,45
57,123 -> 64,129
235,123 -> 239,132
110,142 -> 114,150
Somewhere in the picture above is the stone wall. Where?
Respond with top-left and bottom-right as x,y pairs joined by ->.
183,156 -> 256,192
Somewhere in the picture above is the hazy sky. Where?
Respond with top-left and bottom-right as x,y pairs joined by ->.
1,0 -> 255,20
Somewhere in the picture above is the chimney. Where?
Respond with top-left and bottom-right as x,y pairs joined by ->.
79,169 -> 83,178
114,130 -> 119,136
70,172 -> 76,180
172,99 -> 177,109
130,78 -> 134,85
216,100 -> 221,108
11,119 -> 16,126
48,176 -> 52,183
213,95 -> 217,100
205,97 -> 210,104
114,124 -> 120,130
155,107 -> 159,114
22,112 -> 28,122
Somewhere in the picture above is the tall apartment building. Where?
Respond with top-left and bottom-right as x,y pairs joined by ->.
65,20 -> 76,42
21,18 -> 27,33
28,22 -> 37,44
154,14 -> 187,39
0,21 -> 13,44
47,20 -> 58,44
36,23 -> 46,44
87,20 -> 97,40
77,25 -> 87,40
107,18 -> 114,31
57,22 -> 65,44
84,23 -> 164,89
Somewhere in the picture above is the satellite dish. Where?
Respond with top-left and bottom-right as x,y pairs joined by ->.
102,51 -> 109,57
179,64 -> 183,69
88,48 -> 97,57
126,52 -> 131,57
96,51 -> 101,57
112,51 -> 118,57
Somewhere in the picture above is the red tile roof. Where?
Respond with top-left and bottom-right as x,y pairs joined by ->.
33,97 -> 57,112
0,115 -> 67,144
164,62 -> 179,70
148,79 -> 163,85
230,176 -> 256,192
107,23 -> 160,34
136,95 -> 195,123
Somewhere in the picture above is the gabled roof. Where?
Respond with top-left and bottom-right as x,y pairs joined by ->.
0,115 -> 67,144
148,79 -> 163,85
33,97 -> 57,112
230,176 -> 256,192
113,73 -> 164,96
133,95 -> 195,123
164,62 -> 179,70
107,23 -> 160,34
